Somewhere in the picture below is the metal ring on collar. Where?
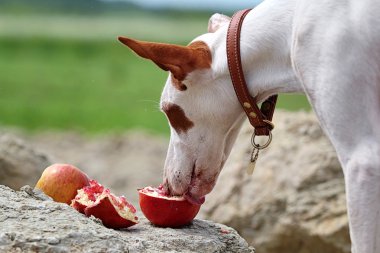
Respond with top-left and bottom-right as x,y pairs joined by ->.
251,131 -> 272,150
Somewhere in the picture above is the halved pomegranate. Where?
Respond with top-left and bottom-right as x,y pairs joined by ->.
71,180 -> 138,229
138,185 -> 201,227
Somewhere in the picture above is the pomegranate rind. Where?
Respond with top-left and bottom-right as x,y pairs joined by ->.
71,180 -> 138,229
139,187 -> 201,228
71,200 -> 87,214
84,193 -> 138,229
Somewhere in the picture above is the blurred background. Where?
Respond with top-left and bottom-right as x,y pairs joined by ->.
0,0 -> 310,135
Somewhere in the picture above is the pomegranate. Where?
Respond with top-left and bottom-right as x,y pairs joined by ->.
71,180 -> 138,229
35,164 -> 90,204
138,186 -> 201,227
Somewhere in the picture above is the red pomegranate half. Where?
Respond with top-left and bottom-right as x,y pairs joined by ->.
138,186 -> 201,227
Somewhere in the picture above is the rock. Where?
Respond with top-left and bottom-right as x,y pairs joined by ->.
200,110 -> 351,253
0,185 -> 254,253
0,133 -> 51,190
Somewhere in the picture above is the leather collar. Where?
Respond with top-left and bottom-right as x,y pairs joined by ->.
226,9 -> 277,136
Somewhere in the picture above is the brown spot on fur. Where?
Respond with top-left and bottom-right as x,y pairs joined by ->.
162,102 -> 194,134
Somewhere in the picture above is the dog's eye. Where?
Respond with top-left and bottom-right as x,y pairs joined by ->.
171,75 -> 187,91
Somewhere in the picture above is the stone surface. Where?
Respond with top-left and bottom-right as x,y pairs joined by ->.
200,110 -> 351,253
0,185 -> 254,253
0,133 -> 51,190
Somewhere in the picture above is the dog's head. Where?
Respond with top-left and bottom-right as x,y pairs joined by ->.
119,14 -> 245,204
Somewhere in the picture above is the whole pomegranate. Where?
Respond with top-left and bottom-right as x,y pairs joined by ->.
35,164 -> 90,204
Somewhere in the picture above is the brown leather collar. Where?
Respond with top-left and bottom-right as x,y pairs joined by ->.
226,9 -> 277,136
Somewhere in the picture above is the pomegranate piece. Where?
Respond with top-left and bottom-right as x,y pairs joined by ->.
35,164 -> 90,204
71,180 -> 104,213
138,186 -> 201,228
71,180 -> 138,229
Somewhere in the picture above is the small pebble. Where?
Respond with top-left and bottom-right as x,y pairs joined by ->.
46,237 -> 60,245
27,236 -> 42,242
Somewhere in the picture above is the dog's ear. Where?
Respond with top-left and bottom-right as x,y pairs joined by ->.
208,13 -> 231,33
118,36 -> 211,81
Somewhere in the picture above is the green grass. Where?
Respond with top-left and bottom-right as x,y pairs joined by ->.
277,94 -> 310,111
0,13 -> 208,42
0,37 -> 170,134
0,14 -> 310,135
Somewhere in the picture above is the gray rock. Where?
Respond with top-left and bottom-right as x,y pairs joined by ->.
200,110 -> 351,253
0,185 -> 254,253
0,133 -> 51,190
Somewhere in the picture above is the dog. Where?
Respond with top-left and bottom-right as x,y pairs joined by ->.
119,0 -> 380,251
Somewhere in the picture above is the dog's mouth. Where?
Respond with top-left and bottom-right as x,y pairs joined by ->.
164,162 -> 206,205
184,162 -> 206,205
184,191 -> 205,205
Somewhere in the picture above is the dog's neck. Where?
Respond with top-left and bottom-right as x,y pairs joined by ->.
212,0 -> 302,102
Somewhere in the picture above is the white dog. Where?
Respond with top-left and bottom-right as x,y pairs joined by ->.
119,0 -> 380,251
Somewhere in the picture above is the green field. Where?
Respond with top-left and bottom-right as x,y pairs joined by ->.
0,14 -> 310,135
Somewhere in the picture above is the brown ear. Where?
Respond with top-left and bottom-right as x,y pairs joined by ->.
118,36 -> 211,81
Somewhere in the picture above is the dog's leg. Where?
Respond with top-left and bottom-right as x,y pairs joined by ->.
293,67 -> 380,251
298,81 -> 380,252
292,1 -> 380,251
295,73 -> 380,253
344,144 -> 380,253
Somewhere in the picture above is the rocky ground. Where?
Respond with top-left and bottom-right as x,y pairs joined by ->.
0,185 -> 253,253
0,111 -> 352,252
